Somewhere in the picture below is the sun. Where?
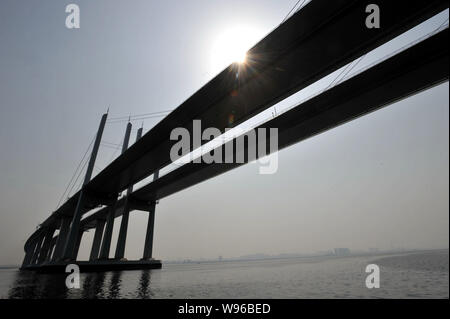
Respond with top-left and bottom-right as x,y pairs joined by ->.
210,26 -> 263,74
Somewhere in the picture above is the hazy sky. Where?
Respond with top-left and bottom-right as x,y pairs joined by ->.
0,1 -> 448,265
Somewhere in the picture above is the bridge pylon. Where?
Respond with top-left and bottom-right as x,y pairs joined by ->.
62,112 -> 108,260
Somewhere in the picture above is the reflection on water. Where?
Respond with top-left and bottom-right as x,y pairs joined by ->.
2,250 -> 449,299
137,270 -> 152,299
7,269 -> 155,299
8,271 -> 68,299
82,272 -> 106,299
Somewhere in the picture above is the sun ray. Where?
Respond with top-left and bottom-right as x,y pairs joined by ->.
210,26 -> 263,74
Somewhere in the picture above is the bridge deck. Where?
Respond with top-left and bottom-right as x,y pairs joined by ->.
24,0 -> 449,253
80,28 -> 449,230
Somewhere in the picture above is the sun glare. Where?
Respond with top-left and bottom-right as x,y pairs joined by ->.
210,26 -> 263,74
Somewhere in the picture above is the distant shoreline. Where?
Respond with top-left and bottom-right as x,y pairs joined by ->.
163,248 -> 449,265
0,265 -> 19,270
1,248 -> 447,269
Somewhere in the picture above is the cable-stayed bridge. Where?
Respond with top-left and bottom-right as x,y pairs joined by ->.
21,0 -> 449,272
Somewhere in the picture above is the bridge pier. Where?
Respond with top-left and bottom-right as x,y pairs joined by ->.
90,219 -> 106,261
142,171 -> 159,260
62,113 -> 108,261
30,233 -> 45,265
114,199 -> 130,260
21,240 -> 37,267
52,216 -> 71,261
143,201 -> 156,260
37,227 -> 56,264
98,122 -> 132,260
62,191 -> 86,260
21,119 -> 162,271
46,237 -> 57,262
21,250 -> 33,268
99,201 -> 117,259
73,230 -> 84,260
115,127 -> 144,260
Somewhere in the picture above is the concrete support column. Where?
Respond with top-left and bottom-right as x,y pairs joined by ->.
97,122 -> 132,260
52,216 -> 71,262
72,230 -> 84,261
142,202 -> 156,260
46,237 -> 57,262
90,219 -> 106,261
99,202 -> 117,259
30,234 -> 45,265
38,228 -> 56,264
21,241 -> 37,267
62,113 -> 108,261
115,127 -> 143,260
114,200 -> 130,259
21,250 -> 33,268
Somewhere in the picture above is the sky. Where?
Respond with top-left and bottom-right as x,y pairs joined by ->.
0,0 -> 448,265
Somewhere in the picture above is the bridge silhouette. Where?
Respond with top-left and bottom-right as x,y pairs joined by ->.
21,0 -> 449,272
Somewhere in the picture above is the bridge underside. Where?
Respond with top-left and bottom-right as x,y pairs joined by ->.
21,0 -> 449,273
26,0 -> 449,234
23,27 -> 445,273
82,28 -> 449,229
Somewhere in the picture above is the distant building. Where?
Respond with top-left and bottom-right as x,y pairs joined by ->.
334,248 -> 351,256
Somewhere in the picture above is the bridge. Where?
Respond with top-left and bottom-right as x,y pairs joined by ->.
21,0 -> 449,272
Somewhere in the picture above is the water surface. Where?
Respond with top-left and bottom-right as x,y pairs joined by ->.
1,250 -> 448,299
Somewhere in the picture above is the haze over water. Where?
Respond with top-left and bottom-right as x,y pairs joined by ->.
0,2 -> 448,302
1,250 -> 448,299
0,1 -> 448,267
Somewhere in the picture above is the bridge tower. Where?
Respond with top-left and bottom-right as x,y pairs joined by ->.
60,112 -> 108,261
114,127 -> 144,260
98,121 -> 132,260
